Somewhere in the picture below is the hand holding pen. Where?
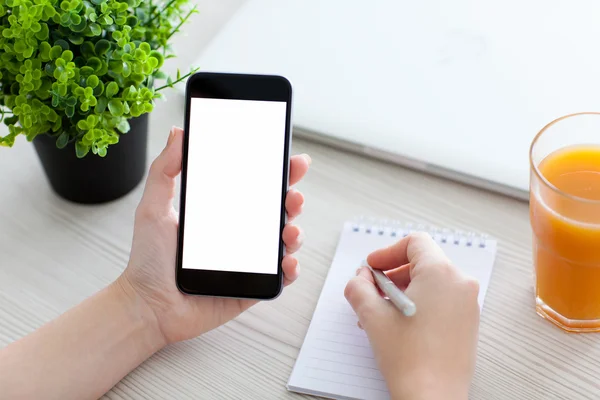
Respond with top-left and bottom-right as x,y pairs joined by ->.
362,260 -> 417,317
344,232 -> 481,400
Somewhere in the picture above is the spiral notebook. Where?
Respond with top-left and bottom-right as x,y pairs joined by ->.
287,219 -> 498,400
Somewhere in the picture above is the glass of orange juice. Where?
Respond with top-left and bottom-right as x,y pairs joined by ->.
530,112 -> 600,332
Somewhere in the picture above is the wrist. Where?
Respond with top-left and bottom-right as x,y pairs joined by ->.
112,276 -> 167,354
388,371 -> 469,400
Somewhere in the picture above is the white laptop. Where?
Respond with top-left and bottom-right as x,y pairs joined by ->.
184,0 -> 600,200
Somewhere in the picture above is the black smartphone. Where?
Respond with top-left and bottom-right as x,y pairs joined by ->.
176,72 -> 293,300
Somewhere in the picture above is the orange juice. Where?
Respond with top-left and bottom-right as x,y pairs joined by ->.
530,145 -> 600,331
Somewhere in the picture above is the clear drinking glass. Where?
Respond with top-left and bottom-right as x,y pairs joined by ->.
530,112 -> 600,332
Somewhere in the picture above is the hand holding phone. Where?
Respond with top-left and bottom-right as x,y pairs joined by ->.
176,72 -> 295,299
118,126 -> 308,346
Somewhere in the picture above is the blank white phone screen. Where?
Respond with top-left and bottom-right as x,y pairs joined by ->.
182,97 -> 288,274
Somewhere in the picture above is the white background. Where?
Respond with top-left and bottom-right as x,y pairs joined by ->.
182,97 -> 287,274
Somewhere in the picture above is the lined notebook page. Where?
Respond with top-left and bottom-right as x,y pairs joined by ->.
287,220 -> 498,400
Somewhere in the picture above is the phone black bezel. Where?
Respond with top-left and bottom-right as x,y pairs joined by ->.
176,72 -> 292,300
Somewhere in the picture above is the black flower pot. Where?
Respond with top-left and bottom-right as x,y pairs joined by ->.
33,114 -> 149,204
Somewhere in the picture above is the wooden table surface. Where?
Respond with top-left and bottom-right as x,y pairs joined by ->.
2,90 -> 599,400
2,2 -> 600,399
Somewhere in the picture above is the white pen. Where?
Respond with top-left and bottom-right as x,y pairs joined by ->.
362,259 -> 417,317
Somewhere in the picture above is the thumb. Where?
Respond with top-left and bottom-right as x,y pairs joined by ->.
344,267 -> 390,330
139,127 -> 183,215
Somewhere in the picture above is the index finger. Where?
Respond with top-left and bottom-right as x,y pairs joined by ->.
366,232 -> 450,276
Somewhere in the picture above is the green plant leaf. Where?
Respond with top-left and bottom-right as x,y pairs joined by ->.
88,23 -> 101,36
71,14 -> 82,25
130,103 -> 141,117
35,23 -> 50,41
131,73 -> 144,85
97,61 -> 109,76
106,82 -> 118,98
58,83 -> 68,96
61,50 -> 74,62
149,51 -> 164,68
82,134 -> 93,146
122,62 -> 131,77
147,58 -> 158,70
139,42 -> 150,54
86,75 -> 99,88
126,16 -> 138,27
55,39 -> 69,50
39,42 -> 52,61
107,99 -> 123,116
80,42 -> 95,57
79,66 -> 94,76
153,71 -> 167,79
135,8 -> 147,23
60,12 -> 70,24
68,34 -> 84,44
98,15 -> 113,25
91,0 -> 105,4
87,57 -> 102,72
66,105 -> 75,117
98,146 -> 107,157
94,81 -> 105,96
116,118 -> 129,133
75,141 -> 89,158
134,48 -> 145,60
94,39 -> 110,55
95,96 -> 108,113
49,45 -> 63,60
56,132 -> 69,148
4,115 -> 18,125
71,19 -> 86,33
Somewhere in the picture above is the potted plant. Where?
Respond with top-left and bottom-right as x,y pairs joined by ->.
0,0 -> 198,203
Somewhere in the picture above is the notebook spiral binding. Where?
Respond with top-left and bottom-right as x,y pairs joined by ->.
349,217 -> 491,249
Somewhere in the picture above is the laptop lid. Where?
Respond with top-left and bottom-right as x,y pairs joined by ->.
184,0 -> 600,200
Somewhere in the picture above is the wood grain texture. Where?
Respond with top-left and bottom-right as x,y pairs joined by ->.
1,94 -> 598,400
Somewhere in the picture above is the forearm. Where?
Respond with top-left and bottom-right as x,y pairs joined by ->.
0,278 -> 166,400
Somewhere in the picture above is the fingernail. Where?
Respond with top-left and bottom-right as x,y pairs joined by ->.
302,153 -> 312,165
166,127 -> 175,147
